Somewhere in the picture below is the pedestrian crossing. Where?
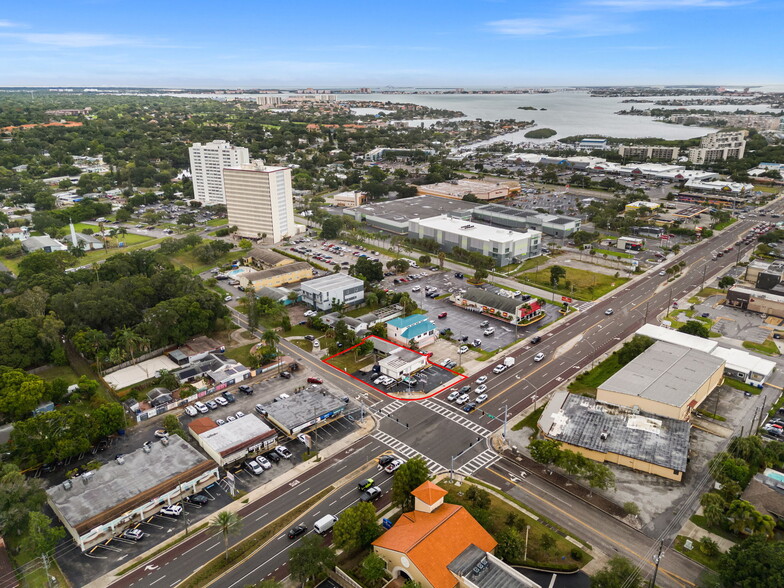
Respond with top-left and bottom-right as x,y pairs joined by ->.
419,399 -> 492,438
371,431 -> 446,475
574,301 -> 595,311
456,449 -> 500,477
374,400 -> 405,418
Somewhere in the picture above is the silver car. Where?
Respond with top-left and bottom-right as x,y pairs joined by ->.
456,393 -> 470,405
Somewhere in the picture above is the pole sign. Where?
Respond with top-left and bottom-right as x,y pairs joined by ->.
561,296 -> 572,303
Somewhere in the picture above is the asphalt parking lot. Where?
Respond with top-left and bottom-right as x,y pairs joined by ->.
390,273 -> 560,352
57,478 -> 232,586
346,361 -> 459,398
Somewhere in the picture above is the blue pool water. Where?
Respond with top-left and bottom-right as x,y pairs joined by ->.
764,468 -> 784,483
228,268 -> 246,276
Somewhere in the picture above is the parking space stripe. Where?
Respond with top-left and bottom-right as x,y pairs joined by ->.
371,431 -> 446,474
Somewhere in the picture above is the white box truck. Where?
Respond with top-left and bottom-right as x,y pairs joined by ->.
313,514 -> 338,535
503,357 -> 515,368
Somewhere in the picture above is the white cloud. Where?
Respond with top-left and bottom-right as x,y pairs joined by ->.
0,20 -> 20,27
487,14 -> 634,37
588,0 -> 752,9
0,32 -> 148,47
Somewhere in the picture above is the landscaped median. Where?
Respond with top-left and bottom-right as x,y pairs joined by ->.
177,486 -> 334,588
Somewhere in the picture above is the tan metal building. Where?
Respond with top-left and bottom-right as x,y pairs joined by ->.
597,341 -> 725,421
237,262 -> 313,290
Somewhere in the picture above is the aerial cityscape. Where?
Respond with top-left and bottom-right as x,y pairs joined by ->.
0,2 -> 783,588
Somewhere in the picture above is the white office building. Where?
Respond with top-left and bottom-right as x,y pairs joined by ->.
301,274 -> 365,311
408,214 -> 541,266
189,140 -> 250,205
223,160 -> 295,243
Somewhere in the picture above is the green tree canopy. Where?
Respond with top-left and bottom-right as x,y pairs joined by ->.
288,534 -> 336,584
333,502 -> 381,552
719,534 -> 784,588
392,457 -> 430,512
678,320 -> 710,338
590,556 -> 643,588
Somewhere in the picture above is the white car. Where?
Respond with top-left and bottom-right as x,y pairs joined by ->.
484,327 -> 495,336
384,458 -> 405,474
194,401 -> 209,414
458,345 -> 469,354
604,309 -> 613,316
303,310 -> 317,317
255,456 -> 272,470
659,270 -> 666,276
276,446 -> 293,459
534,352 -> 545,362
235,411 -> 245,418
159,505 -> 183,517
412,285 -> 421,292
456,394 -> 470,405
224,295 -> 233,302
476,375 -> 487,385
447,390 -> 460,401
214,396 -> 228,407
475,384 -> 487,394
513,290 -> 522,297
493,364 -> 507,374
184,405 -> 198,417
476,393 -> 488,404
297,433 -> 309,445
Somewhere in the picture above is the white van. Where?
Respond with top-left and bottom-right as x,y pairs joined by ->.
313,514 -> 338,535
403,258 -> 418,268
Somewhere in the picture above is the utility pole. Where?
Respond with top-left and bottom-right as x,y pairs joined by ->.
524,525 -> 530,561
503,404 -> 508,439
649,540 -> 663,588
700,264 -> 707,291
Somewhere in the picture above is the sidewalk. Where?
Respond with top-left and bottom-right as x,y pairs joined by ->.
679,518 -> 736,552
85,415 -> 377,588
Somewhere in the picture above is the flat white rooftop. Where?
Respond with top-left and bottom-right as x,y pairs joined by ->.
636,324 -> 719,355
711,347 -> 776,377
413,214 -> 538,243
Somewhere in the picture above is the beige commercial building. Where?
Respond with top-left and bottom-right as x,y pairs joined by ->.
597,341 -> 725,421
688,131 -> 747,164
539,391 -> 691,482
619,144 -> 680,161
189,140 -> 250,205
224,160 -> 295,243
237,262 -> 313,290
417,179 -> 519,201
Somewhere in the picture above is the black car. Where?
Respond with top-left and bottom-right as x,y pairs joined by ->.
287,524 -> 307,539
454,272 -> 464,279
238,385 -> 253,395
378,455 -> 396,467
223,391 -> 236,403
530,336 -> 542,344
266,451 -> 280,463
185,493 -> 209,505
304,335 -> 316,341
280,371 -> 292,379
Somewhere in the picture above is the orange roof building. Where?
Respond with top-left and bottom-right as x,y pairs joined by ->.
373,481 -> 540,588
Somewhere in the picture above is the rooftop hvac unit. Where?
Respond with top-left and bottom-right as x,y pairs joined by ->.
160,436 -> 170,447
81,471 -> 94,485
600,431 -> 609,441
116,456 -> 125,465
142,443 -> 152,454
62,480 -> 72,491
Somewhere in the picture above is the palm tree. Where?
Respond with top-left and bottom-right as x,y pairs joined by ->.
438,251 -> 446,269
262,329 -> 280,356
727,499 -> 758,535
115,329 -> 147,364
209,511 -> 241,561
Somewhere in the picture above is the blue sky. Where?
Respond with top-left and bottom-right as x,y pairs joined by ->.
1,0 -> 781,87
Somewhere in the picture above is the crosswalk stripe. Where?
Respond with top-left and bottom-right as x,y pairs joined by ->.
419,399 -> 492,438
456,449 -> 500,476
372,431 -> 446,474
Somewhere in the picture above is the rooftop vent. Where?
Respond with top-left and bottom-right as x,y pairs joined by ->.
142,442 -> 152,454
62,480 -> 72,491
160,436 -> 170,447
116,455 -> 125,465
600,431 -> 609,441
81,471 -> 94,485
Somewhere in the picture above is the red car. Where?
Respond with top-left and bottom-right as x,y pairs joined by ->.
438,312 -> 448,319
307,377 -> 323,384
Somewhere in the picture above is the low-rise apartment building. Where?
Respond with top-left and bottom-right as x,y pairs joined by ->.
300,273 -> 365,311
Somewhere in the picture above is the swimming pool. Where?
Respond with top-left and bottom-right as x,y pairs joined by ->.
228,267 -> 250,276
764,468 -> 784,483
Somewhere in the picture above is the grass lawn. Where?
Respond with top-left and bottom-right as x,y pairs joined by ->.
0,255 -> 22,273
206,217 -> 228,227
512,406 -> 544,431
593,248 -> 633,259
224,342 -> 257,366
673,535 -> 722,571
285,324 -> 323,338
67,237 -> 164,269
71,222 -> 98,232
290,339 -> 313,352
500,255 -> 550,275
568,354 -> 623,397
326,351 -> 374,374
742,339 -> 779,356
6,533 -> 69,588
713,218 -> 737,231
689,514 -> 739,544
35,364 -> 80,385
696,287 -> 724,298
115,232 -> 153,246
441,480 -> 590,569
724,378 -> 762,395
518,266 -> 628,301
172,249 -> 239,274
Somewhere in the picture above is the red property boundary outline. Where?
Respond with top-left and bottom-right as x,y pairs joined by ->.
322,335 -> 467,401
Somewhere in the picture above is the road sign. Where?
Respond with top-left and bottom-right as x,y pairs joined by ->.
561,296 -> 572,303
382,518 -> 393,530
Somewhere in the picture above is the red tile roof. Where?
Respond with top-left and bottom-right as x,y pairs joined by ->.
410,480 -> 447,506
188,417 -> 218,435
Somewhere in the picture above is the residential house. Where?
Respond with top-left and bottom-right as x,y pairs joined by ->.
386,315 -> 438,348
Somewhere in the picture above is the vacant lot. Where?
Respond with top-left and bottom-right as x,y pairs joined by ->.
519,266 -> 629,300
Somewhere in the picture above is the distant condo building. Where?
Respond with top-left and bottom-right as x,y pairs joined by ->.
223,160 -> 295,243
618,144 -> 680,161
256,95 -> 284,107
687,131 -> 747,165
189,140 -> 250,205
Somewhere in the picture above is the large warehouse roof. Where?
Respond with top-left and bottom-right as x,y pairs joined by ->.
541,392 -> 691,473
46,436 -> 213,533
600,341 -> 725,408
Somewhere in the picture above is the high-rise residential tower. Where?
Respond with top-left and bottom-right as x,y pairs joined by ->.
188,140 -> 250,205
223,160 -> 294,243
